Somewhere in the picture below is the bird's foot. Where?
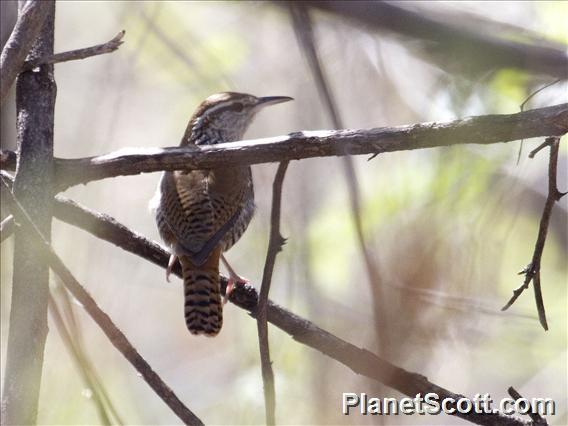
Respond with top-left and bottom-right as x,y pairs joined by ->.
224,273 -> 249,305
166,254 -> 178,283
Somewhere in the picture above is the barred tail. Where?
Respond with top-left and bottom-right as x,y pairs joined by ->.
180,250 -> 223,336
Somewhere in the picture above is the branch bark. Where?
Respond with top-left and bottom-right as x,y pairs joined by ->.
43,196 -> 534,426
1,1 -> 56,423
0,0 -> 52,104
21,103 -> 566,191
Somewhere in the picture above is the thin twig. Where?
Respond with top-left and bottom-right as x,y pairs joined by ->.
1,214 -> 15,242
52,282 -> 126,425
22,30 -> 125,70
0,0 -> 52,103
507,386 -> 547,425
1,178 -> 204,426
289,4 -> 389,356
502,137 -> 565,330
48,294 -> 113,426
520,79 -> 563,113
516,78 -> 562,164
41,193 -> 532,426
257,161 -> 289,426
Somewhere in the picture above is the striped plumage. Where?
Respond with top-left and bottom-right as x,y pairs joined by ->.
153,92 -> 292,336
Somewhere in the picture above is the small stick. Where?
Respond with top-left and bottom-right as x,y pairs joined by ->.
256,161 -> 289,426
22,30 -> 125,70
502,137 -> 564,330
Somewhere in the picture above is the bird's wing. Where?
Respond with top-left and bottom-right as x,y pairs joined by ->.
159,171 -> 242,266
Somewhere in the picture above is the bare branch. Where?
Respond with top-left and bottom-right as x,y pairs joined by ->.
301,1 -> 568,79
290,4 -> 389,356
51,283 -> 125,425
44,194 -> 533,426
4,103 -> 562,192
48,294 -> 113,425
502,137 -> 565,330
1,179 -> 204,426
257,161 -> 289,425
507,387 -> 547,426
22,30 -> 125,70
0,0 -> 52,104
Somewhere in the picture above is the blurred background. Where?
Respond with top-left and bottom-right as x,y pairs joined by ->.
1,1 -> 567,425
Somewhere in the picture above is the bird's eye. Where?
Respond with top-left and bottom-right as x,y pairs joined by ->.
232,102 -> 244,112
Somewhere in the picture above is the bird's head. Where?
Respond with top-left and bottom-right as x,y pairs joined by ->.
183,92 -> 293,145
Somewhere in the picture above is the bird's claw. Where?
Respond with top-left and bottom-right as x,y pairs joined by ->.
166,254 -> 177,283
224,275 -> 249,304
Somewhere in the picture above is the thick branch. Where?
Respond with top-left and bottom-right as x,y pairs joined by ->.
1,2 -> 56,423
302,1 -> 568,79
46,197 -> 533,426
22,30 -> 125,70
1,180 -> 204,426
35,103 -> 568,191
257,162 -> 289,425
0,0 -> 52,103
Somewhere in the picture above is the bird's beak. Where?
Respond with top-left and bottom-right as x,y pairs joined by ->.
256,96 -> 294,108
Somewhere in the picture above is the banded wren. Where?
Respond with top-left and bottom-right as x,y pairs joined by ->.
152,92 -> 292,336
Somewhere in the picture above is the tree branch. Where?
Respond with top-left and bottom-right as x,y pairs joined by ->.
22,30 -> 125,70
1,178 -> 204,426
502,136 -> 565,330
0,0 -> 52,104
2,103 -> 560,192
257,161 -> 289,426
508,387 -> 547,426
42,195 -> 535,426
290,4 -> 389,357
47,294 -> 113,425
1,1 -> 55,423
301,1 -> 568,79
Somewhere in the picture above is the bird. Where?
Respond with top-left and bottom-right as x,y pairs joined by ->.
151,92 -> 293,336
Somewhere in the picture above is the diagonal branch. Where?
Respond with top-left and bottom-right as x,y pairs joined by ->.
508,387 -> 547,426
22,30 -> 125,70
42,194 -> 534,426
301,1 -> 568,79
290,4 -> 389,357
502,136 -> 565,330
2,103 -> 561,192
48,293 -> 113,426
257,161 -> 289,426
1,179 -> 204,426
51,283 -> 126,425
0,0 -> 52,104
